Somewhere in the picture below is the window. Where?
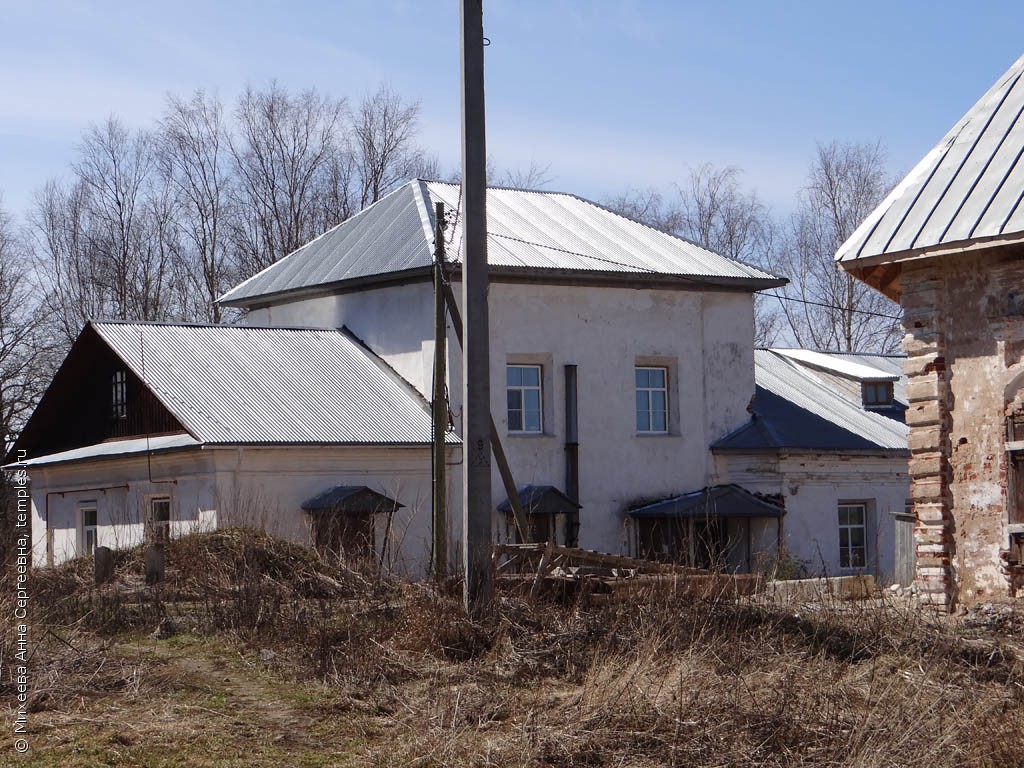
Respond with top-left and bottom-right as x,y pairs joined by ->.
838,503 -> 867,568
507,364 -> 542,433
150,497 -> 171,543
635,367 -> 668,433
112,370 -> 127,419
79,504 -> 97,556
862,381 -> 894,407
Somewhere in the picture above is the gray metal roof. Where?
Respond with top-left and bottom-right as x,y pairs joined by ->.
10,434 -> 200,468
220,179 -> 784,306
301,486 -> 403,513
628,485 -> 784,519
497,485 -> 580,516
838,53 -> 1024,264
713,349 -> 909,453
92,321 -> 454,446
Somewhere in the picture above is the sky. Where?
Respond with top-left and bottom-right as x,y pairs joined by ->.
2,1 -> 1024,223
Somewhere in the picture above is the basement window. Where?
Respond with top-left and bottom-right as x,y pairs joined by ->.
862,381 -> 894,408
111,370 -> 128,419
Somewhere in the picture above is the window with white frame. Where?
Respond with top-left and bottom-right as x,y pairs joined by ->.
112,370 -> 127,419
838,503 -> 867,568
150,496 -> 172,542
635,366 -> 668,433
507,364 -> 542,433
79,504 -> 98,556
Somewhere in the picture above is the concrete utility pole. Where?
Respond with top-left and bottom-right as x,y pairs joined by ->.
460,0 -> 493,615
432,202 -> 448,581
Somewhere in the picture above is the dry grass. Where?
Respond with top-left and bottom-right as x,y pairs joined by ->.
4,527 -> 1024,766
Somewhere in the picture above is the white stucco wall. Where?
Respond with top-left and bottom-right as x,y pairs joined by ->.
27,450 -> 219,566
25,444 -> 454,579
464,281 -> 756,553
248,279 -> 757,557
715,452 -> 911,582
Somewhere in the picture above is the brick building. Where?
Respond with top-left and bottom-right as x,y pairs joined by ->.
837,54 -> 1024,609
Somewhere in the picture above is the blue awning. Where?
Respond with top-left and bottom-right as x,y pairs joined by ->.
497,485 -> 580,516
302,486 -> 402,514
628,484 -> 784,519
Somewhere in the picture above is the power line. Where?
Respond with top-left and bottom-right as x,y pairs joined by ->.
765,292 -> 902,320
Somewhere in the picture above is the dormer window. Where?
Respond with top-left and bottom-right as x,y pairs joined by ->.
862,381 -> 894,408
111,370 -> 127,419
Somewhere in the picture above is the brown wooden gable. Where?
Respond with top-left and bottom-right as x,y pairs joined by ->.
11,323 -> 188,461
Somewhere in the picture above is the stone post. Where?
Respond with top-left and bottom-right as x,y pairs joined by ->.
901,262 -> 956,609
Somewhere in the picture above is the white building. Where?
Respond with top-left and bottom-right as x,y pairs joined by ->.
13,322 -> 454,576
12,180 -> 910,582
712,349 -> 910,581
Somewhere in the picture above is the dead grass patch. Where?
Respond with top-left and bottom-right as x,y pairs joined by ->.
4,528 -> 1024,766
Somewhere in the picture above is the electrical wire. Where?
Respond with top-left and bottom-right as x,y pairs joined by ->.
764,292 -> 902,320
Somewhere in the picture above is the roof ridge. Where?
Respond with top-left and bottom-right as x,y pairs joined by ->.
762,346 -> 907,360
91,319 -> 353,334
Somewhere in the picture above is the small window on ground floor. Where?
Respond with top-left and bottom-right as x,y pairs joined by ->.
79,504 -> 98,556
149,496 -> 172,543
311,514 -> 375,561
507,513 -> 556,545
637,517 -> 727,569
838,503 -> 867,568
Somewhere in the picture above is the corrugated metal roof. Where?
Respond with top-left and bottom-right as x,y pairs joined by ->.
10,434 -> 200,468
91,321 -> 454,446
220,182 -> 434,304
496,485 -> 580,516
713,350 -> 909,452
628,484 -> 784,519
838,53 -> 1024,264
221,179 -> 784,305
772,348 -> 899,382
301,486 -> 403,513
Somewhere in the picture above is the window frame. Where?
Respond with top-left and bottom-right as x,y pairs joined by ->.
838,502 -> 868,569
79,503 -> 98,556
149,496 -> 172,543
862,381 -> 894,408
112,369 -> 128,419
506,363 -> 544,434
635,365 -> 669,434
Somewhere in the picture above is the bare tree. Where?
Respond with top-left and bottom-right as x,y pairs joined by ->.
354,84 -> 424,207
0,198 -> 59,563
604,187 -> 682,233
32,179 -> 107,343
229,83 -> 347,275
606,166 -> 781,344
773,141 -> 900,353
33,118 -> 179,339
499,158 -> 553,190
160,91 -> 235,322
73,118 -> 171,320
